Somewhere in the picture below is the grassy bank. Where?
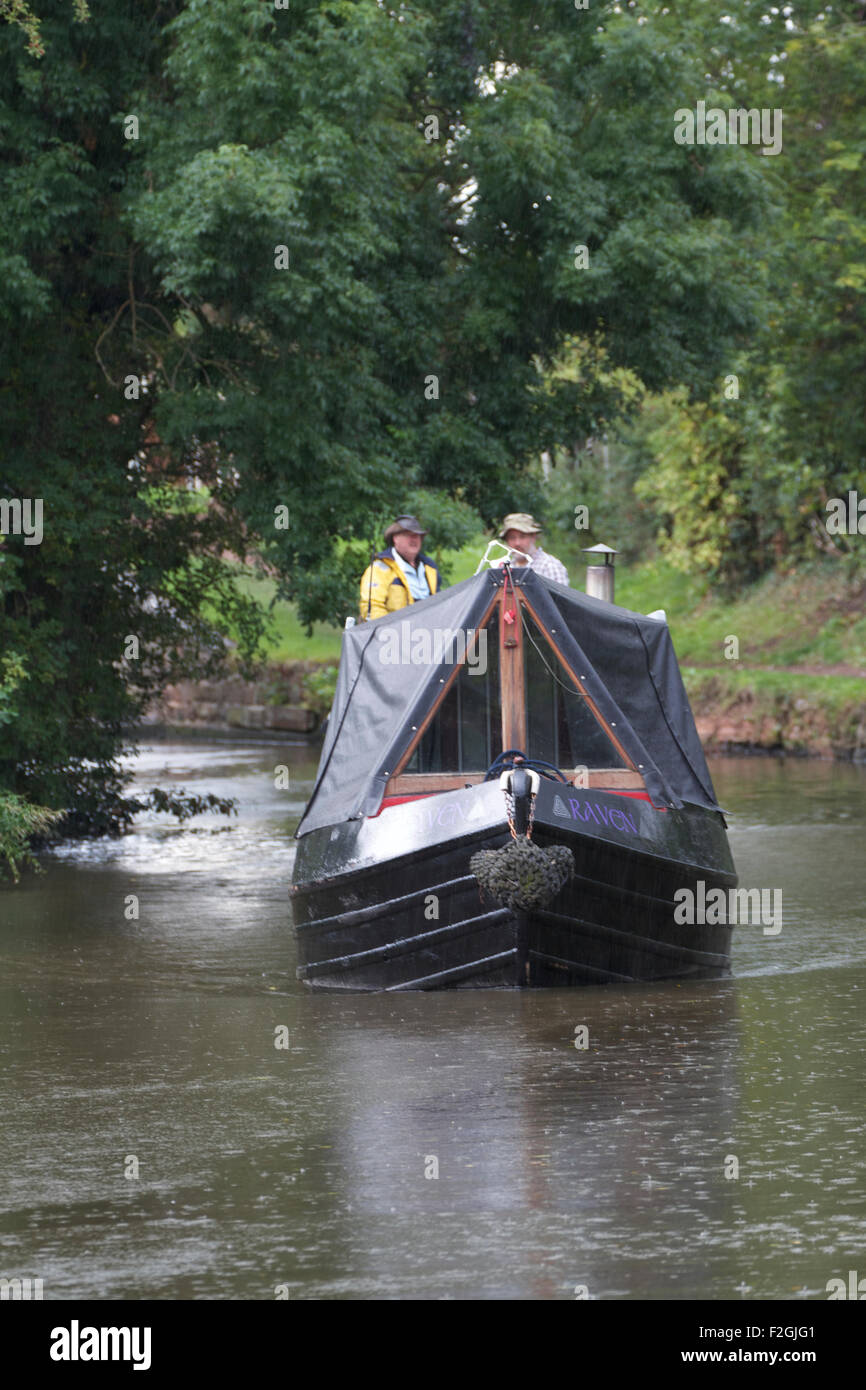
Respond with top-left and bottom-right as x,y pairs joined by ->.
616,559 -> 866,673
615,560 -> 866,756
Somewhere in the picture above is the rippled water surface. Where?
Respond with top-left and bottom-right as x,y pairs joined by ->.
1,744 -> 863,1299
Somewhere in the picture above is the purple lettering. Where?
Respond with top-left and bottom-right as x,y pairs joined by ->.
567,796 -> 639,834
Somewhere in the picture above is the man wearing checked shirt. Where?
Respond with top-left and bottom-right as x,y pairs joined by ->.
496,512 -> 570,585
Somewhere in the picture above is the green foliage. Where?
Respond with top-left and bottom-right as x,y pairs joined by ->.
228,573 -> 344,661
634,390 -> 745,584
121,0 -> 768,624
532,337 -> 654,567
0,2 -> 274,831
0,0 -> 88,59
134,787 -> 238,822
765,18 -> 866,537
2,0 -> 862,847
301,664 -> 338,719
0,647 -> 26,726
0,789 -> 64,882
616,556 -> 866,676
607,3 -> 866,583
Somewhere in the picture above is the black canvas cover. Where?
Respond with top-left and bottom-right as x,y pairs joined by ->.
296,567 -> 719,837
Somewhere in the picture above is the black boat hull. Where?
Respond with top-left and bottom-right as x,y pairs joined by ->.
291,781 -> 736,990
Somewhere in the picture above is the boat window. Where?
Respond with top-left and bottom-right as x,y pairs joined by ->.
523,612 -> 627,770
405,618 -> 502,773
401,608 -> 627,777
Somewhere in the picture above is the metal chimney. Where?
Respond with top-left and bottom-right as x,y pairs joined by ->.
582,543 -> 617,603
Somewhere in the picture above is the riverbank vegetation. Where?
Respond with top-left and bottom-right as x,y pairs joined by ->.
2,1 -> 865,875
0,791 -> 65,882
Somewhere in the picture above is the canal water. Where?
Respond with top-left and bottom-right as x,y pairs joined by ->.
1,742 -> 863,1300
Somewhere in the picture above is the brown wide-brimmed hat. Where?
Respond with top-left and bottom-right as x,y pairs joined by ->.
384,514 -> 427,543
499,512 -> 542,540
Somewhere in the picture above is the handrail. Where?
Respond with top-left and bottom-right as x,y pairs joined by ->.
474,538 -> 525,573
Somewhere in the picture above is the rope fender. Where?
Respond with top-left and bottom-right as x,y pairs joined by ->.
471,760 -> 574,911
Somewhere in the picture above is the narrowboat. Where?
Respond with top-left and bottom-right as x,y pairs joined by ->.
291,561 -> 737,989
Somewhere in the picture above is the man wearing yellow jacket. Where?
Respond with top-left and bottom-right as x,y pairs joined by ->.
359,515 -> 442,621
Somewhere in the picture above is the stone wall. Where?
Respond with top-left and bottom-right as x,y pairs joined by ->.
694,691 -> 866,759
143,662 -> 326,734
141,662 -> 866,758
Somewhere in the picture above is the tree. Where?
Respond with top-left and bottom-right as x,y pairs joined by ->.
0,0 -> 88,59
0,0 -> 267,831
125,0 -> 771,622
0,0 -> 772,836
611,3 -> 866,581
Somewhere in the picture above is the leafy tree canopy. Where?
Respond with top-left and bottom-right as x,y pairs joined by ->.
0,0 -> 809,835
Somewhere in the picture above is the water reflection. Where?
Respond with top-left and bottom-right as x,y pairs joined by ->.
0,743 -> 863,1300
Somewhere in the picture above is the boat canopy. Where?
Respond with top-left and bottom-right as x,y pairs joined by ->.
295,567 -> 720,837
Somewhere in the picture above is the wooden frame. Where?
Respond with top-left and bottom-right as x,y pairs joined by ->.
384,767 -> 645,796
383,576 -> 643,796
385,772 -> 485,794
499,573 -> 526,751
387,588 -> 501,779
518,589 -> 638,771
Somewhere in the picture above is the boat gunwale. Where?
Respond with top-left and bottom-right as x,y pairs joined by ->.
291,803 -> 737,899
293,842 -> 736,936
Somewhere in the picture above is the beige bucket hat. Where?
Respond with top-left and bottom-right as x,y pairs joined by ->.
498,512 -> 542,540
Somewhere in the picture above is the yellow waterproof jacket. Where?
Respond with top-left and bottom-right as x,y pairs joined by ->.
359,548 -> 442,621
